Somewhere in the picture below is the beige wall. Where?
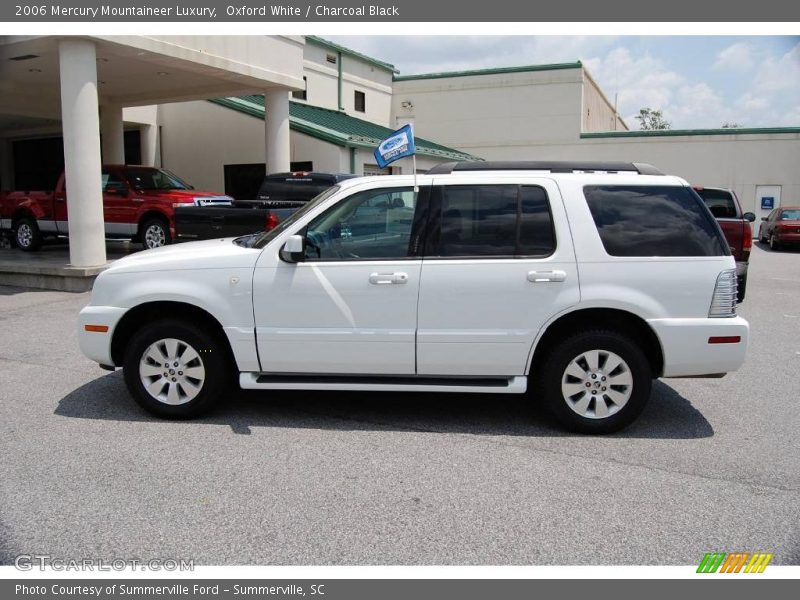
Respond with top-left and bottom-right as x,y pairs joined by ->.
582,71 -> 628,133
392,67 -> 585,154
299,41 -> 393,127
159,100 -> 346,192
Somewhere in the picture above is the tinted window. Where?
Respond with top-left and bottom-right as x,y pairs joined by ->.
519,186 -> 556,256
584,185 -> 727,257
434,185 -> 555,257
695,188 -> 739,219
780,209 -> 800,220
304,187 -> 417,261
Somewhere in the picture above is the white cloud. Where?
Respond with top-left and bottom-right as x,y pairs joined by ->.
753,42 -> 800,93
713,42 -> 755,71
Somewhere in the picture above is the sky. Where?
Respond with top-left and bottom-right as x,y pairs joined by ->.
326,36 -> 800,130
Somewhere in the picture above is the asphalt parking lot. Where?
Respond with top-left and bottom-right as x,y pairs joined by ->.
0,244 -> 798,566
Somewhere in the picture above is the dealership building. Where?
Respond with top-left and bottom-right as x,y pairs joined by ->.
1,34 -> 799,269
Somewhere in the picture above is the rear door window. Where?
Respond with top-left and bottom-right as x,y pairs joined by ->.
695,188 -> 739,219
584,185 -> 727,257
429,184 -> 556,257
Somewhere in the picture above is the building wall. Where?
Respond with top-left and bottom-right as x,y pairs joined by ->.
159,100 -> 346,191
298,40 -> 393,127
582,71 -> 628,133
391,67 -> 585,153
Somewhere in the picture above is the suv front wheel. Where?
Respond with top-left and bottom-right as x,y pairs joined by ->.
538,330 -> 652,434
123,319 -> 228,418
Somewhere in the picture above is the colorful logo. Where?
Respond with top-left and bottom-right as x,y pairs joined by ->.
697,552 -> 773,573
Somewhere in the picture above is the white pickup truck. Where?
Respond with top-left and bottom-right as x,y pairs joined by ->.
78,161 -> 749,433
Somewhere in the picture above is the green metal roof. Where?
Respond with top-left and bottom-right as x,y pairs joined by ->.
305,36 -> 399,74
394,61 -> 583,82
581,127 -> 800,139
208,95 -> 481,162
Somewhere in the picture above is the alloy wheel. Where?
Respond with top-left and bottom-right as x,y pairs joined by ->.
138,338 -> 205,405
560,349 -> 633,419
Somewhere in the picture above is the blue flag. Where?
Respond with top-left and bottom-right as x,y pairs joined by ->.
373,124 -> 416,169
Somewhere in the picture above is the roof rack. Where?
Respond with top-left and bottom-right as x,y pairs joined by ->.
427,161 -> 664,175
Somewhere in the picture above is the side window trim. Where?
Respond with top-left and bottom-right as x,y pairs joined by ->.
423,183 -> 557,260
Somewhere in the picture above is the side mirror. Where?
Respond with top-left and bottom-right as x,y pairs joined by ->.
743,212 -> 756,222
761,216 -> 768,221
279,234 -> 305,263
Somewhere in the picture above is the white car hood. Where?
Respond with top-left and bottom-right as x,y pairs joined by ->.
106,238 -> 262,273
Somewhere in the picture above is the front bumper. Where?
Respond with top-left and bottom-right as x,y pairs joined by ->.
78,305 -> 128,366
648,316 -> 749,377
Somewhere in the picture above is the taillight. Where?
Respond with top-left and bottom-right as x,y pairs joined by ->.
709,269 -> 737,318
265,212 -> 280,230
742,223 -> 752,250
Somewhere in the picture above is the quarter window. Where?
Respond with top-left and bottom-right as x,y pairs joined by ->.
584,185 -> 727,257
303,187 -> 417,261
433,185 -> 555,257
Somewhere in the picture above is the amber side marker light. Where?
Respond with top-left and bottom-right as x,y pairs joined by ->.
708,336 -> 741,344
85,325 -> 109,333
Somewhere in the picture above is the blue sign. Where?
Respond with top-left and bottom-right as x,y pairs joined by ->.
761,196 -> 775,210
374,124 -> 416,169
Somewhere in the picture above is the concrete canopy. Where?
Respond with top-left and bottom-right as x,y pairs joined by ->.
0,35 -> 305,128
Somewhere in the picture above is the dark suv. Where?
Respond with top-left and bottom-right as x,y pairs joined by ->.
693,187 -> 755,302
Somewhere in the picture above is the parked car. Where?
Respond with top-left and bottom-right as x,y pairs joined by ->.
78,161 -> 749,434
0,165 -> 232,251
692,186 -> 755,302
758,206 -> 800,250
174,172 -> 357,242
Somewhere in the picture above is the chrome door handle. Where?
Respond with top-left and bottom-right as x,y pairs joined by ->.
369,272 -> 408,285
527,270 -> 566,283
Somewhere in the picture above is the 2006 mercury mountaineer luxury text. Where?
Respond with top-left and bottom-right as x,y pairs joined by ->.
78,161 -> 749,433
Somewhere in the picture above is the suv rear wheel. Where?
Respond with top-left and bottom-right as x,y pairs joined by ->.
123,319 -> 229,418
538,330 -> 652,434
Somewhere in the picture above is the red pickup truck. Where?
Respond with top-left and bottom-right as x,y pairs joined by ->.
694,186 -> 755,302
0,165 -> 232,251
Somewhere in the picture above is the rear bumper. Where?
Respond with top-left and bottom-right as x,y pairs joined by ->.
735,261 -> 748,277
78,305 -> 128,366
648,316 -> 749,377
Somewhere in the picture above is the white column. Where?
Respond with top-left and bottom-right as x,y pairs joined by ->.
140,124 -> 160,167
264,89 -> 290,174
58,38 -> 106,267
100,103 -> 125,164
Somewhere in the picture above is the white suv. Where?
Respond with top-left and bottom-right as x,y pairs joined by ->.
78,161 -> 749,433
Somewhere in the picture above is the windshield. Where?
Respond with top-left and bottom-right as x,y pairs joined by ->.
780,209 -> 800,220
252,185 -> 341,249
124,167 -> 192,191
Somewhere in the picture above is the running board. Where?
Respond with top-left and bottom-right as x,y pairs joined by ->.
239,373 -> 527,394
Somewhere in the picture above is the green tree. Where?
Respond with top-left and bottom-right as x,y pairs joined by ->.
721,122 -> 742,128
635,107 -> 671,130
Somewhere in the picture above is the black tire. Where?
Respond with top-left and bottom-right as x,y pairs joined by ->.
14,216 -> 43,252
769,234 -> 780,251
140,217 -> 171,250
537,330 -> 652,434
737,274 -> 747,303
123,319 -> 230,419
